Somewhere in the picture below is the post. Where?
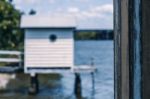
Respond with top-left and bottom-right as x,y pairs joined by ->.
74,73 -> 82,99
91,57 -> 95,97
29,73 -> 39,94
114,0 -> 130,99
91,71 -> 95,98
114,0 -> 150,99
114,0 -> 142,99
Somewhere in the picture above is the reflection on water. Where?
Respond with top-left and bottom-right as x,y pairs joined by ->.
0,41 -> 114,99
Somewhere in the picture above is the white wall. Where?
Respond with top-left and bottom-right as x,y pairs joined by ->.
25,29 -> 74,68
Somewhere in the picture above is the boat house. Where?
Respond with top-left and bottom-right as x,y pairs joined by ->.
21,15 -> 76,74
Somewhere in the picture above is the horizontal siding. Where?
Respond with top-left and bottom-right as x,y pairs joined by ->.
26,39 -> 73,43
26,54 -> 72,57
25,29 -> 74,68
26,29 -> 73,38
26,48 -> 72,52
26,45 -> 73,49
26,51 -> 72,55
26,55 -> 73,60
26,64 -> 72,67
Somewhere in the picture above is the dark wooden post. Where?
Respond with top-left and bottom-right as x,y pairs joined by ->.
114,0 -> 130,99
115,0 -> 150,99
74,73 -> 82,99
29,74 -> 39,94
114,0 -> 142,99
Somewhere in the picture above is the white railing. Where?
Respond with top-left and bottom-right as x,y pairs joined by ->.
0,50 -> 23,67
0,50 -> 22,55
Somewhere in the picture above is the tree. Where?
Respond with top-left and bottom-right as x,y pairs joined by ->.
0,0 -> 23,50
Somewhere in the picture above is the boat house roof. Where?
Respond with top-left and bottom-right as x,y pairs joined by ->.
20,15 -> 76,29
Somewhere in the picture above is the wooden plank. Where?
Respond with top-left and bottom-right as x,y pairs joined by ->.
0,50 -> 22,55
73,66 -> 96,73
25,29 -> 73,38
26,68 -> 71,74
120,0 -> 130,98
25,64 -> 72,67
114,0 -> 121,98
0,58 -> 21,62
114,0 -> 131,99
25,66 -> 96,74
26,51 -> 73,54
26,40 -> 73,44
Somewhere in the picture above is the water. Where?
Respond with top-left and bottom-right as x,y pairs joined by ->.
0,41 -> 114,99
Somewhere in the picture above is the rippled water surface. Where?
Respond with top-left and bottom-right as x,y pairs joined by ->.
0,40 -> 114,99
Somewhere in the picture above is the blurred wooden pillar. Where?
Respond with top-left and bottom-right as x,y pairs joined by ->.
114,0 -> 142,99
114,0 -> 130,99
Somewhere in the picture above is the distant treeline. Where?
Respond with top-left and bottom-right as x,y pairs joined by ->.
75,30 -> 113,40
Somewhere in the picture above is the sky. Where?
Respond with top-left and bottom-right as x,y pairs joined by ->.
12,0 -> 113,29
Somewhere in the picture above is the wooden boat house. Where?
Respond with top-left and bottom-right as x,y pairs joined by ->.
21,15 -> 76,74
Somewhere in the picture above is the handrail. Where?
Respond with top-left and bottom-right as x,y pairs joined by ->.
0,50 -> 23,66
0,58 -> 21,62
0,50 -> 22,55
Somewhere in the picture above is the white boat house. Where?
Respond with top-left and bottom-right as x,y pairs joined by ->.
21,15 -> 76,74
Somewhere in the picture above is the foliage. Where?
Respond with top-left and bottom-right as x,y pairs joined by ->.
0,0 -> 23,50
75,30 -> 113,40
75,31 -> 97,40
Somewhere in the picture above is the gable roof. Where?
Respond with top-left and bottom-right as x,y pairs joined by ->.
20,15 -> 76,28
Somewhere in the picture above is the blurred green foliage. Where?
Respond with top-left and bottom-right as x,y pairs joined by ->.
75,30 -> 113,40
75,31 -> 97,40
0,0 -> 23,50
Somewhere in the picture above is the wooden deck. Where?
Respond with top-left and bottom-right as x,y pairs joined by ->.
25,65 -> 96,74
73,65 -> 96,73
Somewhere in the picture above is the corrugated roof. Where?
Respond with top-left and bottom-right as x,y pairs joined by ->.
20,15 -> 76,28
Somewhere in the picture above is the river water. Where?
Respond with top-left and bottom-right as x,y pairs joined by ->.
0,40 -> 114,99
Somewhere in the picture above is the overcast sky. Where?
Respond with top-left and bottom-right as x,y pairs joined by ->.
12,0 -> 113,29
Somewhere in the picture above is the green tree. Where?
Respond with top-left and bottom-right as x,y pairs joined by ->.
75,31 -> 97,40
0,0 -> 23,50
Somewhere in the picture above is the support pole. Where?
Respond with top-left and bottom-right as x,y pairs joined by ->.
91,57 -> 95,97
29,74 -> 39,94
91,72 -> 95,97
74,73 -> 82,99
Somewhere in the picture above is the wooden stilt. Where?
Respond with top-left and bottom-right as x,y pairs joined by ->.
29,74 -> 39,94
91,72 -> 95,97
74,73 -> 82,99
91,57 -> 95,98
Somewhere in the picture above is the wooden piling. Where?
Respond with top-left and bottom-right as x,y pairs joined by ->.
114,0 -> 142,99
91,57 -> 95,96
114,0 -> 150,98
29,74 -> 39,94
74,73 -> 82,99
